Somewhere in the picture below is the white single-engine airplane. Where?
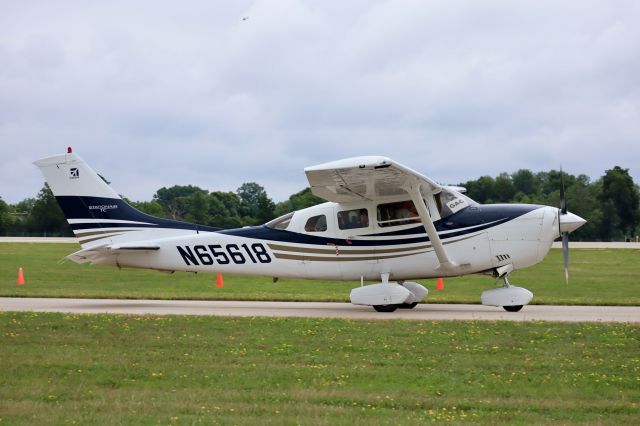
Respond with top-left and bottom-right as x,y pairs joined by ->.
35,148 -> 586,312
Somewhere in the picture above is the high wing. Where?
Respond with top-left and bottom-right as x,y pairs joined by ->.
304,156 -> 442,203
305,156 -> 458,272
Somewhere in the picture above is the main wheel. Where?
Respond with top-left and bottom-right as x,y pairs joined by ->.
373,304 -> 398,313
503,305 -> 523,312
398,302 -> 419,309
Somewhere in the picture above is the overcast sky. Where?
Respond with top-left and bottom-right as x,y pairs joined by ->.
1,0 -> 639,204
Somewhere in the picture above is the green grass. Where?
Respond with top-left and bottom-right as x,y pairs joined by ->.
1,312 -> 638,424
1,243 -> 639,305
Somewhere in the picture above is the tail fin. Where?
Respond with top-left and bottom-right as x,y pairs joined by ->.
33,149 -> 215,247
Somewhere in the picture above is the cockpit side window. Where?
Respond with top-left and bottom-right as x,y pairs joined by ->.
337,208 -> 369,230
376,201 -> 421,228
304,215 -> 327,232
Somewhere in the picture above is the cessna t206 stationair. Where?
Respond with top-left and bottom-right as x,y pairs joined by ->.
35,149 -> 586,312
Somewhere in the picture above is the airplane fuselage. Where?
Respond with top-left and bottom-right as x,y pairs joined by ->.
102,201 -> 559,282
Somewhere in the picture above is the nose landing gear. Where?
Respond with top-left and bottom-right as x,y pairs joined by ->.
481,272 -> 533,312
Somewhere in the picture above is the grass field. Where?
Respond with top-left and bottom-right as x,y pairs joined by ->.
1,243 -> 639,305
1,312 -> 638,425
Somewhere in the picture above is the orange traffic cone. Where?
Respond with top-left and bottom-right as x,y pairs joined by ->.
216,273 -> 224,288
16,267 -> 25,286
436,277 -> 444,290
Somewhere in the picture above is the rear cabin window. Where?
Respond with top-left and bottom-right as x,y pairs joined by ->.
337,208 -> 369,230
304,215 -> 327,232
377,201 -> 420,228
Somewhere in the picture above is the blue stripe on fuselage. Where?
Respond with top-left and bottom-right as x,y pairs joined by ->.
55,195 -> 541,247
56,196 -> 221,232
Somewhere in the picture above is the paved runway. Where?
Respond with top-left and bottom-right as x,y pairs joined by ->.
1,297 -> 638,323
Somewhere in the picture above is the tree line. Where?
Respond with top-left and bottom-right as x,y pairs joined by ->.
460,166 -> 639,241
1,166 -> 638,241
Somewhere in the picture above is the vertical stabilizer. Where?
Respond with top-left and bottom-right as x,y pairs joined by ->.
33,149 -> 215,248
33,151 -> 121,199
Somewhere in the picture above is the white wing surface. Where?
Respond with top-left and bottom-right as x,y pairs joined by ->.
305,156 -> 460,272
304,156 -> 442,203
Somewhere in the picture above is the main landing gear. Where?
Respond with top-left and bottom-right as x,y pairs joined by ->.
350,274 -> 428,313
373,304 -> 399,313
372,301 -> 419,313
480,272 -> 533,312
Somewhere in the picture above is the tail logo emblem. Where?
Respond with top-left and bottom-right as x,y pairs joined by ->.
89,204 -> 118,213
70,168 -> 79,179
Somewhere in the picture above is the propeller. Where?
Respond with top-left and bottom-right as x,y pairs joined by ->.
558,169 -> 569,284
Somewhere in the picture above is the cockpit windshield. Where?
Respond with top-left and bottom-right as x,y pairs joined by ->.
265,212 -> 293,230
436,188 -> 476,218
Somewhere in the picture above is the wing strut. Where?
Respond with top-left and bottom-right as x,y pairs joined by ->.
405,183 -> 457,273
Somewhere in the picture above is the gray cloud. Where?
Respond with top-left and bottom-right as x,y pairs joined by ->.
1,0 -> 639,203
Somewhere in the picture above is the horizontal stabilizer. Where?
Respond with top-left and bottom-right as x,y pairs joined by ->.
109,244 -> 160,251
66,242 -> 160,265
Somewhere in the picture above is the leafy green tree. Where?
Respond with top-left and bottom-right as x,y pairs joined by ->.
599,166 -> 639,240
597,199 -> 621,241
128,200 -> 167,218
539,170 -> 578,200
14,198 -> 35,214
183,191 -> 210,224
512,169 -> 537,196
0,197 -> 15,235
208,192 -> 243,228
494,173 -> 516,202
564,176 -> 600,241
274,188 -> 325,217
154,185 -> 207,220
237,182 -> 275,225
463,176 -> 496,204
27,184 -> 72,236
7,198 -> 35,235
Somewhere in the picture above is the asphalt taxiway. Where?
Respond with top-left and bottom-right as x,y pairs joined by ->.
1,298 -> 638,323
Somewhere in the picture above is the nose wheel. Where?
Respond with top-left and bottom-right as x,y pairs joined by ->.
373,304 -> 398,313
501,275 -> 524,312
501,274 -> 524,312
